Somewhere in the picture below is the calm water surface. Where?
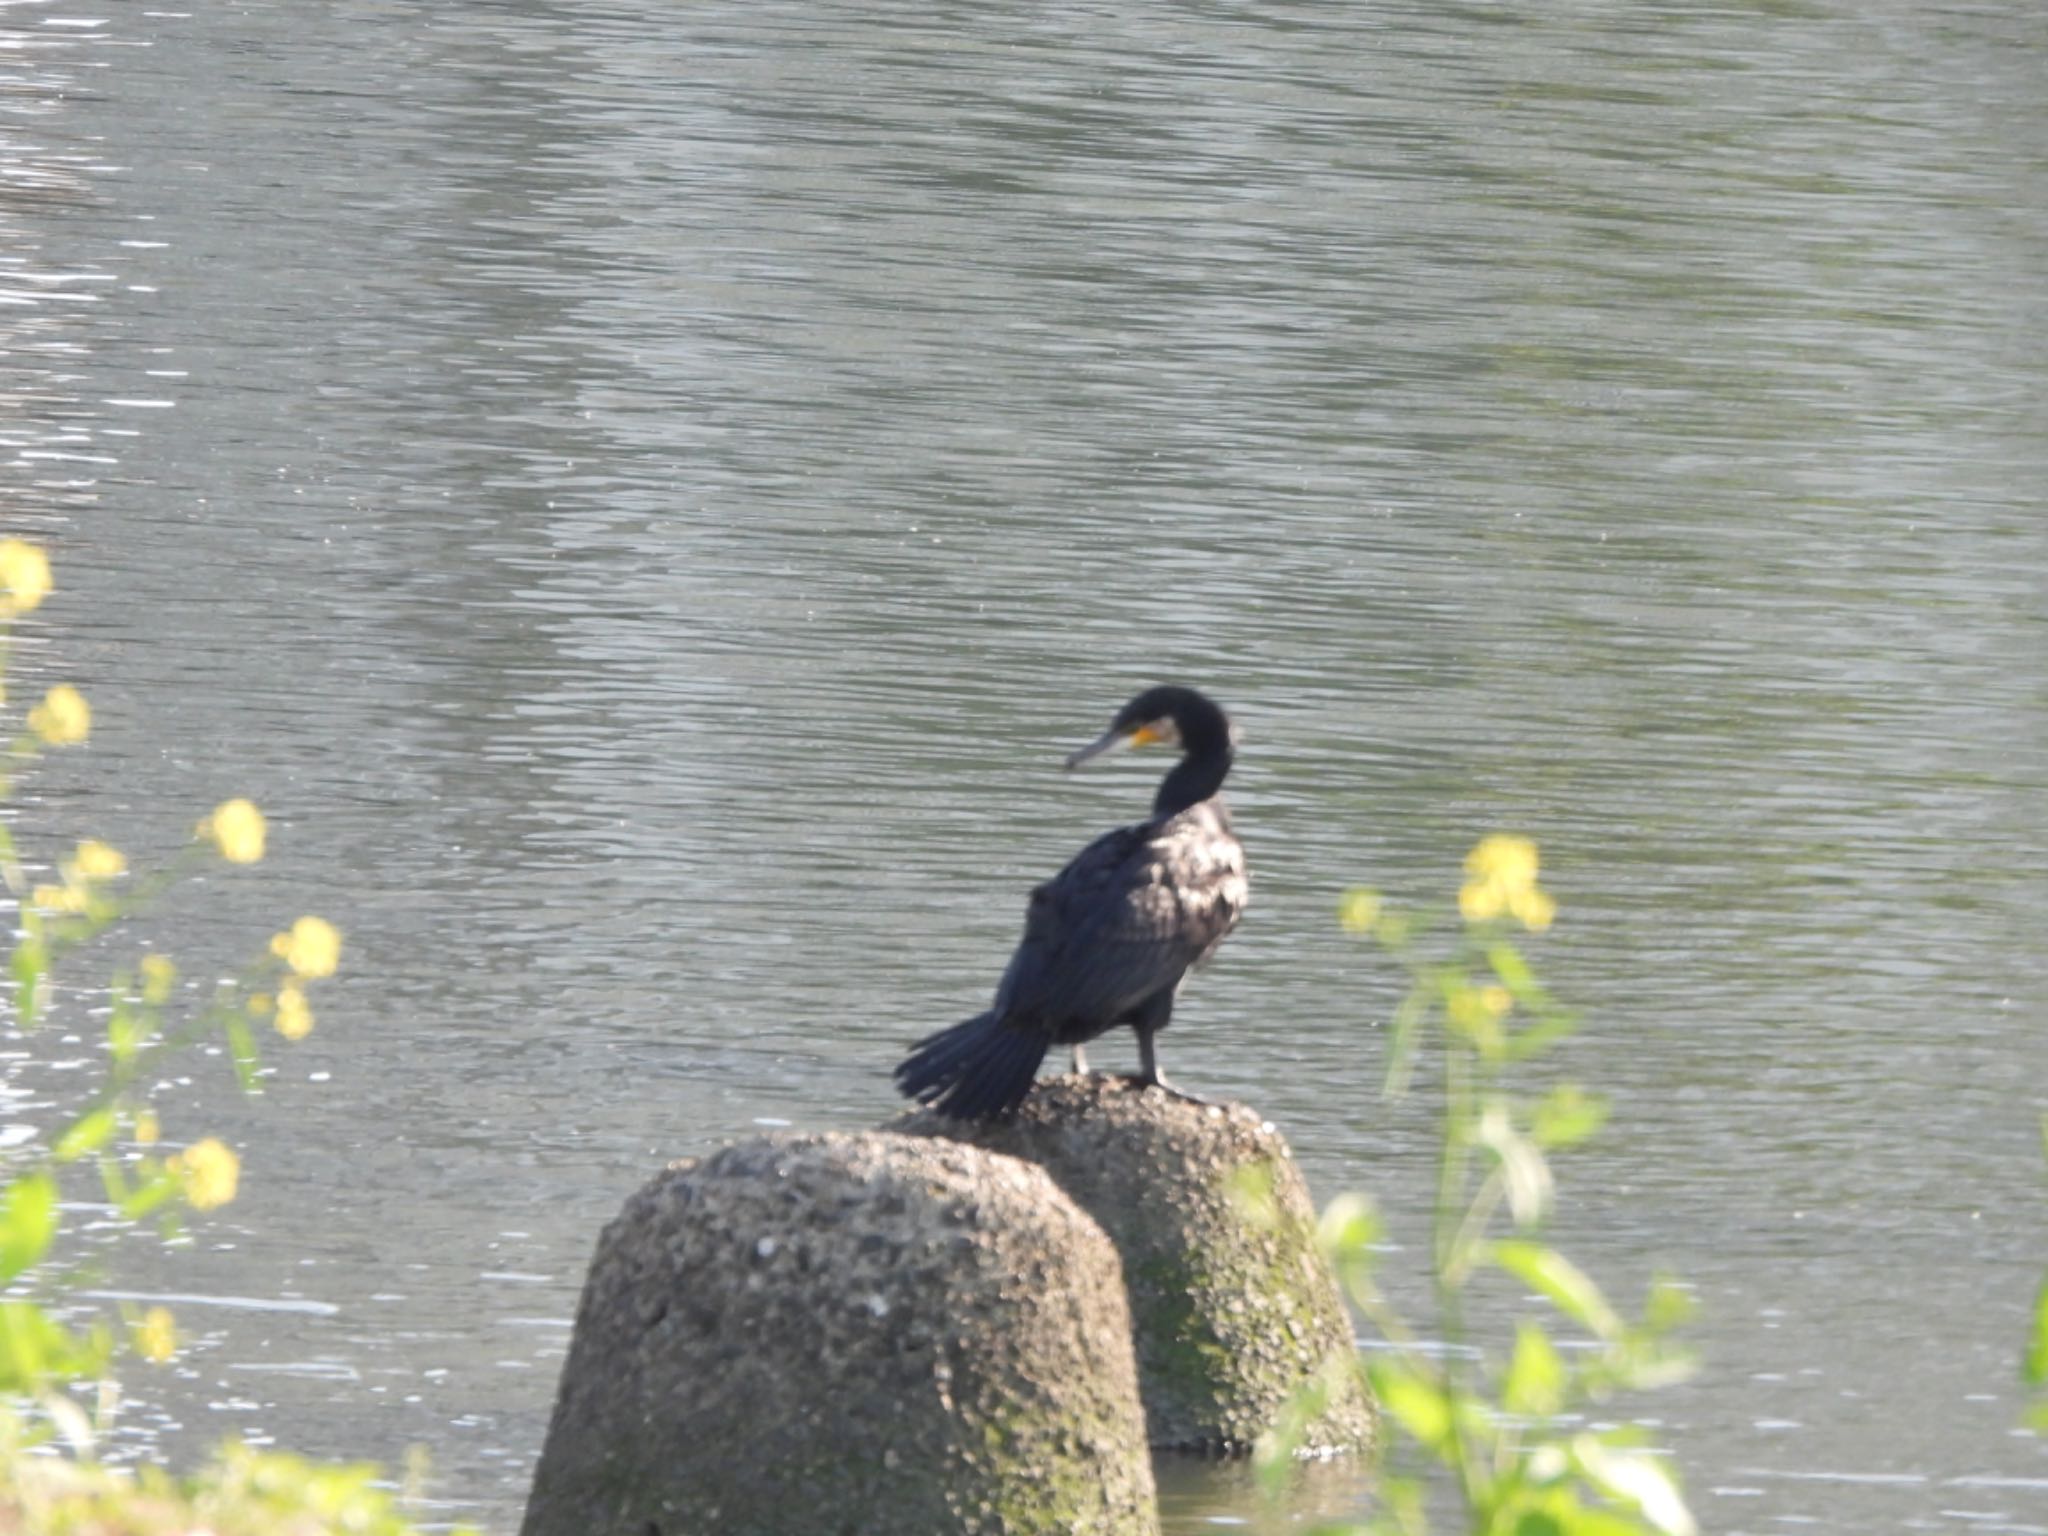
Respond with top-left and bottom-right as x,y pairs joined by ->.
5,2 -> 2045,1530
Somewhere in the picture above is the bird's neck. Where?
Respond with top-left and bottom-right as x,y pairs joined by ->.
1154,745 -> 1232,819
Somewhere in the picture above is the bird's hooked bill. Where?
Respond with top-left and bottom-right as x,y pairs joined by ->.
1064,719 -> 1171,770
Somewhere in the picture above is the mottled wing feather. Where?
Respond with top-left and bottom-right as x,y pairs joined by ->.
993,806 -> 1247,1036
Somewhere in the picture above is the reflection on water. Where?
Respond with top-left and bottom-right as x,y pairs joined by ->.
1155,1452 -> 1382,1532
6,1 -> 2046,1531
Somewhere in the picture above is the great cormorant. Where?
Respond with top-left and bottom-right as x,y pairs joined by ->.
894,684 -> 1248,1120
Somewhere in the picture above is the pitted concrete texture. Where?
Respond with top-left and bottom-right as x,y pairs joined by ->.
521,1131 -> 1158,1536
896,1075 -> 1378,1456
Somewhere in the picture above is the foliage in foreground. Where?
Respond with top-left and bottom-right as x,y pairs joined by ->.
0,1425 -> 446,1536
1262,836 -> 1696,1536
0,539 -> 465,1534
2027,1116 -> 2048,1434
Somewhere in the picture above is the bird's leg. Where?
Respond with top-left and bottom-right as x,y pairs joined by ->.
1071,1044 -> 1091,1075
1130,997 -> 1212,1107
1134,1026 -> 1163,1087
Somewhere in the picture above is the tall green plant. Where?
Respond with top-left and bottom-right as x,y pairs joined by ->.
0,538 -> 340,1435
1264,836 -> 1695,1536
2025,1116 -> 2048,1432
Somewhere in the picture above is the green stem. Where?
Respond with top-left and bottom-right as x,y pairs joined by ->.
1441,1165 -> 1507,1289
32,847 -> 209,977
1434,1031 -> 1490,1511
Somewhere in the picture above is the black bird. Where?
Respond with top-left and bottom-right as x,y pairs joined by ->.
895,684 -> 1249,1120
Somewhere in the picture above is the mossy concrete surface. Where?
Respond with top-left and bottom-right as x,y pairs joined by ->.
520,1131 -> 1158,1536
897,1075 -> 1377,1456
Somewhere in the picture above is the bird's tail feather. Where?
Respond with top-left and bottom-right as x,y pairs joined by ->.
894,1011 -> 1048,1120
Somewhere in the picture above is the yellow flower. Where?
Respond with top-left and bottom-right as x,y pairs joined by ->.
270,915 -> 341,980
1466,834 -> 1538,891
134,1109 -> 160,1146
1479,984 -> 1513,1018
30,882 -> 85,915
273,982 -> 313,1040
1457,881 -> 1504,922
139,953 -> 177,1004
199,798 -> 265,863
134,1306 -> 177,1364
0,539 -> 52,618
71,839 -> 126,880
1337,888 -> 1381,935
170,1137 -> 239,1210
1510,887 -> 1557,933
1458,834 -> 1556,932
27,683 -> 90,745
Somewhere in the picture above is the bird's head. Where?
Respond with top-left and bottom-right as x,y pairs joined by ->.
1065,685 -> 1232,771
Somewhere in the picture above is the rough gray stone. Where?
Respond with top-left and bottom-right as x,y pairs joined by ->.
521,1131 -> 1158,1536
896,1075 -> 1378,1456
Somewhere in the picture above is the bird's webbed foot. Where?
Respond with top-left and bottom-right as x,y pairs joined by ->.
1124,1069 -> 1213,1108
1129,1026 -> 1207,1105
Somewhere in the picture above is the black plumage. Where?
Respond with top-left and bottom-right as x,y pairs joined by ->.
895,685 -> 1249,1120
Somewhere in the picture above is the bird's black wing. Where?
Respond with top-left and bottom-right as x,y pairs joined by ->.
993,815 -> 1243,1035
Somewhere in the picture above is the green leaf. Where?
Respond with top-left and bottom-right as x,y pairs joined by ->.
98,1154 -> 131,1206
1254,1362 -> 1337,1497
1476,1104 -> 1554,1227
52,1107 -> 117,1163
1642,1275 -> 1697,1335
1318,1192 -> 1382,1258
0,1173 -> 58,1284
108,998 -> 156,1065
11,938 -> 44,1029
2024,1275 -> 2048,1389
1490,1241 -> 1624,1342
1373,908 -> 1414,950
1490,1480 -> 1655,1536
1524,1496 -> 1653,1536
1612,1339 -> 1699,1393
0,1299 -> 52,1392
225,1013 -> 260,1090
1384,987 -> 1429,1099
1486,942 -> 1534,994
1502,1321 -> 1566,1418
1503,1013 -> 1579,1061
119,1165 -> 181,1222
1569,1433 -> 1696,1536
1366,1355 -> 1454,1459
1531,1086 -> 1610,1151
0,1299 -> 109,1393
1319,1194 -> 1382,1306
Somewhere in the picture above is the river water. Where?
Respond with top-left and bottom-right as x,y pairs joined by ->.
5,2 -> 2045,1531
